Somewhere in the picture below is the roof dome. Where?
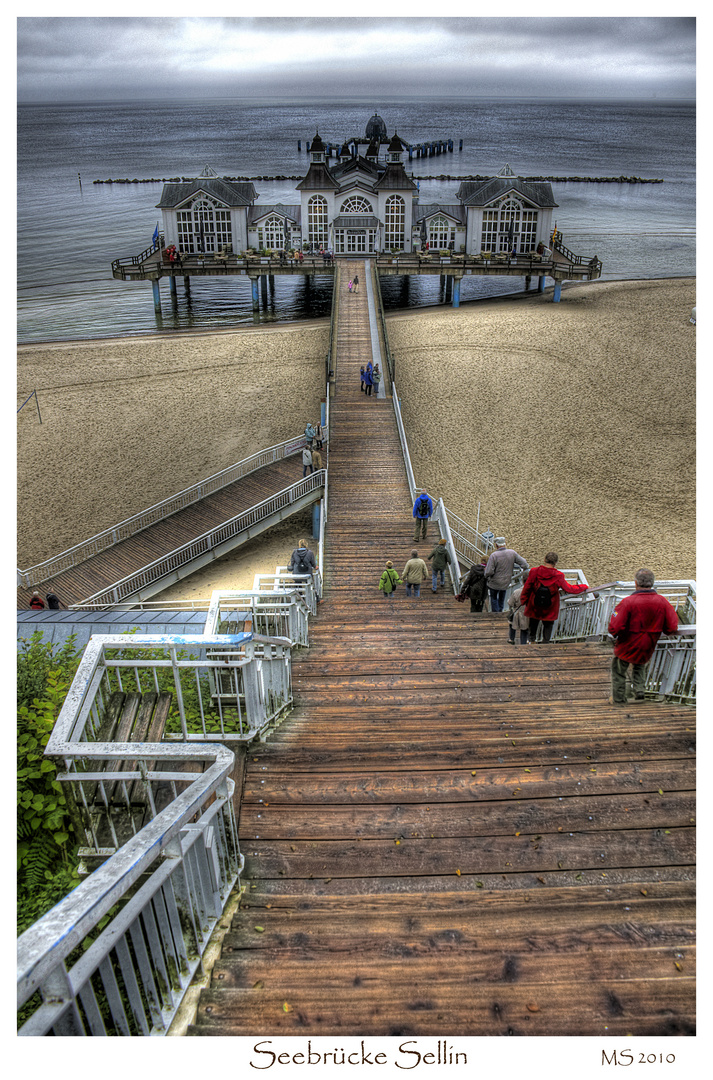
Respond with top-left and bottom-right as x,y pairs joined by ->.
365,112 -> 387,142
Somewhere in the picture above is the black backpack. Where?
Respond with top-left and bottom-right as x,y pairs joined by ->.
417,496 -> 430,517
295,550 -> 311,574
533,582 -> 553,612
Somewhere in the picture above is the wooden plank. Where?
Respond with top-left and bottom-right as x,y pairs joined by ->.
133,692 -> 173,804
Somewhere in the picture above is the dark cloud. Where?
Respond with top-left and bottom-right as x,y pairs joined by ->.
17,16 -> 696,103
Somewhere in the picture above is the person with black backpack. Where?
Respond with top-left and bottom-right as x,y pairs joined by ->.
412,489 -> 433,541
519,551 -> 590,643
289,540 -> 317,584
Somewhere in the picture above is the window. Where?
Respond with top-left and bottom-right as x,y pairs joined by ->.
341,195 -> 373,214
176,196 -> 232,253
308,196 -> 328,245
480,198 -> 538,253
384,195 -> 405,249
258,215 -> 286,250
428,215 -> 455,250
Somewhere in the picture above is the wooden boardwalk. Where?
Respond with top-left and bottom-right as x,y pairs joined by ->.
187,260 -> 696,1036
17,456 -> 314,609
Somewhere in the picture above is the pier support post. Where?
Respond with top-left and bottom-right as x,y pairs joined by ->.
151,279 -> 162,315
553,280 -> 562,302
251,277 -> 260,311
538,275 -> 546,293
444,276 -> 453,302
312,502 -> 320,539
452,277 -> 461,308
261,275 -> 268,305
524,275 -> 531,291
168,276 -> 177,300
184,276 -> 191,294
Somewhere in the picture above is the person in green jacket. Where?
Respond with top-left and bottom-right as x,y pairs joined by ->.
379,561 -> 402,598
427,538 -> 452,591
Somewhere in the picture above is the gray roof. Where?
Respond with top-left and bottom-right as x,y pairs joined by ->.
373,162 -> 418,192
248,203 -> 301,226
17,609 -> 210,652
295,162 -> 339,191
331,156 -> 382,183
157,178 -> 257,209
456,177 -> 557,209
413,204 -> 467,225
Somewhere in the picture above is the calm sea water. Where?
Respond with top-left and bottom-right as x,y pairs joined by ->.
17,98 -> 695,343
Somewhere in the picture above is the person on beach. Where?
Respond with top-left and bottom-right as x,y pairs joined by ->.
378,561 -> 402,599
507,587 -> 529,645
427,538 -> 452,591
459,559 -> 488,612
372,364 -> 382,397
353,274 -> 359,293
484,538 -> 529,612
314,421 -> 324,449
412,489 -> 433,541
360,367 -> 366,392
364,362 -> 374,397
402,550 -> 430,599
519,551 -> 590,643
311,446 -> 323,471
29,591 -> 45,610
302,445 -> 313,477
608,568 -> 679,705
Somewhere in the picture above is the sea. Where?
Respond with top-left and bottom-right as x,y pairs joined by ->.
17,97 -> 695,344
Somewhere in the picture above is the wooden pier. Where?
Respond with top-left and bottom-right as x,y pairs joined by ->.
186,261 -> 695,1037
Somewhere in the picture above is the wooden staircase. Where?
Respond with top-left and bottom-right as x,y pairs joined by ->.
187,261 -> 695,1037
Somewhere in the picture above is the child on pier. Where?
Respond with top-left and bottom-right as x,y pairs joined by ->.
379,561 -> 402,598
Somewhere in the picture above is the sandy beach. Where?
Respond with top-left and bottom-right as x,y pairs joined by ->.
17,278 -> 695,591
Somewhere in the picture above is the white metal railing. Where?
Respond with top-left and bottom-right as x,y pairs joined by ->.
204,588 -> 312,648
17,429 -> 327,589
78,472 -> 326,607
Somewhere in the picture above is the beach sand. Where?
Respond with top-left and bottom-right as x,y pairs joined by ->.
17,278 -> 695,591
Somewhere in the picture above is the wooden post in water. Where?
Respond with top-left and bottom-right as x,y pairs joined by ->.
553,280 -> 562,302
151,279 -> 161,315
251,277 -> 260,311
452,276 -> 461,308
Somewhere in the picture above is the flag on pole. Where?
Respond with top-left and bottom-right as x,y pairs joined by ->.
152,221 -> 159,246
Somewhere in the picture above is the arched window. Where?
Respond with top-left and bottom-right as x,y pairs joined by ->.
384,195 -> 405,250
257,214 -> 286,251
308,196 -> 328,245
428,215 -> 455,250
176,196 -> 231,253
341,195 -> 373,214
481,197 -> 538,253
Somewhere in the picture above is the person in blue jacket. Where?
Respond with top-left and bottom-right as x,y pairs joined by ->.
412,488 -> 433,541
364,362 -> 374,397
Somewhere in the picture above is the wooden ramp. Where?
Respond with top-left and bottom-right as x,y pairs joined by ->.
188,261 -> 696,1037
17,455 -> 317,609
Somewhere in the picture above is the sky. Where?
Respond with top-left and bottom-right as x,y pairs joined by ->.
15,13 -> 696,104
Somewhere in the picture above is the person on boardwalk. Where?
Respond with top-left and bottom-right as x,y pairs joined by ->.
302,445 -> 313,477
46,591 -> 64,610
507,587 -> 529,645
520,551 -> 589,642
484,538 -> 529,612
402,550 -> 430,599
314,421 -> 324,449
364,362 -> 374,397
311,446 -> 323,471
378,561 -> 402,599
608,567 -> 679,705
459,558 -> 488,612
353,273 -> 359,293
427,538 -> 452,591
29,591 -> 45,610
304,422 -> 316,446
412,488 -> 433,541
348,279 -> 353,293
372,364 -> 382,397
360,367 -> 366,392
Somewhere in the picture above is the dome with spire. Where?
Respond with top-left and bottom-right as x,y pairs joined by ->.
365,112 -> 387,142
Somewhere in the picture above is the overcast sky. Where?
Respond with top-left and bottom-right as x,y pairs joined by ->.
16,15 -> 695,104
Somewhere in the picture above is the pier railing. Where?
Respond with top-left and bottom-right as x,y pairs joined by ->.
17,431 -> 325,589
76,472 -> 326,607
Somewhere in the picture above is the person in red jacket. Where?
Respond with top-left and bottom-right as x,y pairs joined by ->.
520,551 -> 590,642
608,568 -> 679,705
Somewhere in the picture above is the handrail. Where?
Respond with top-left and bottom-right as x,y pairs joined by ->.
17,429 -> 326,589
370,260 -> 395,388
77,471 -> 327,607
110,236 -> 163,272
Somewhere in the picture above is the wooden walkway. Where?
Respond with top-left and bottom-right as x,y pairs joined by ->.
17,456 -> 314,609
188,260 -> 695,1037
